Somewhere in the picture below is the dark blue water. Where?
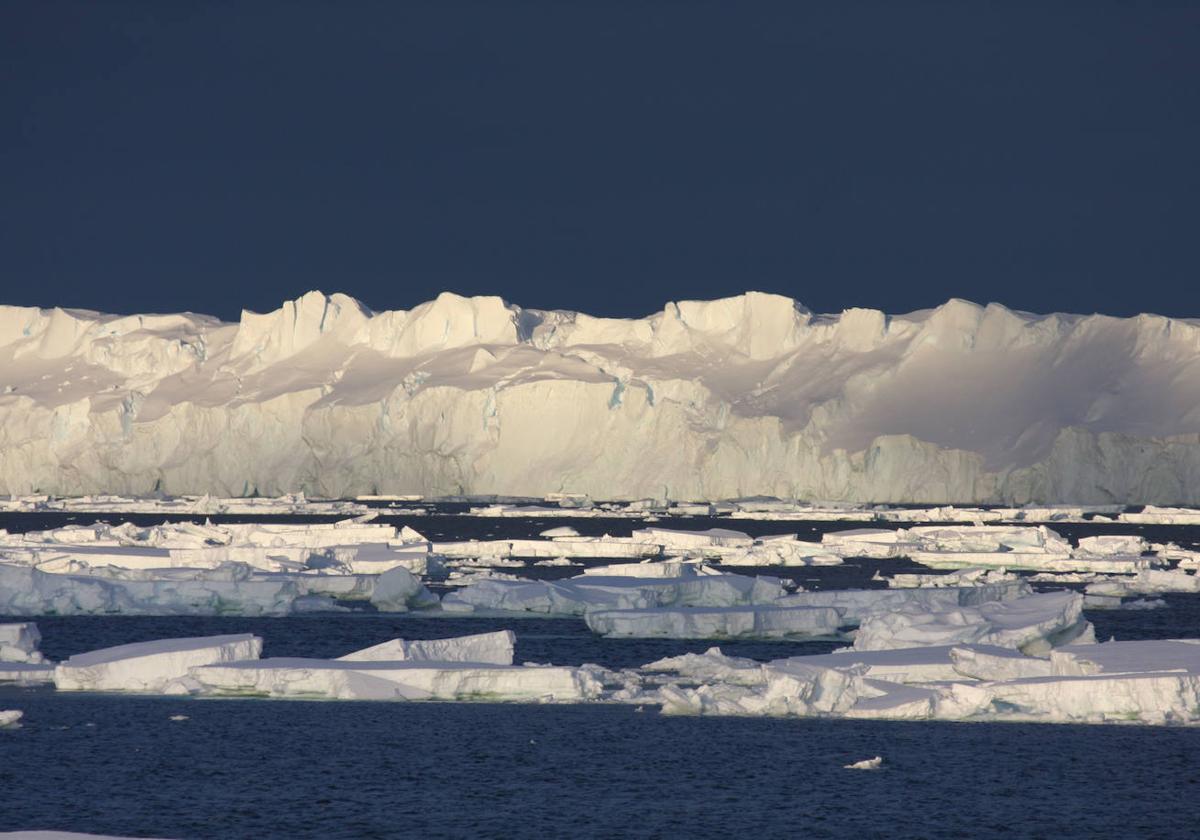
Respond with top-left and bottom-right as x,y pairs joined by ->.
4,509 -> 1200,838
2,694 -> 1199,839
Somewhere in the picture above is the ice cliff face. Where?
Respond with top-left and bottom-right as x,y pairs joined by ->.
2,290 -> 1199,503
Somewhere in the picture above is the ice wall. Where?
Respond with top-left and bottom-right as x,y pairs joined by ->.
3,291 -> 1200,503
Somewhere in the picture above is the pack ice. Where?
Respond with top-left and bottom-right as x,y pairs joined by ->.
5,291 -> 1200,503
644,636 -> 1200,724
0,518 -> 437,615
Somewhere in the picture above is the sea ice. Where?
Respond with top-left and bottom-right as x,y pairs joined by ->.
0,662 -> 55,685
772,581 -> 1031,626
54,634 -> 263,692
584,604 -> 843,639
338,630 -> 515,665
189,659 -> 601,702
368,566 -> 439,611
0,622 -> 44,663
844,756 -> 882,770
852,591 -> 1092,655
441,572 -> 786,616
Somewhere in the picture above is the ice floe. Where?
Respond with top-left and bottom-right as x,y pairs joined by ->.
54,634 -> 262,692
851,591 -> 1093,655
338,630 -> 515,665
0,622 -> 44,663
585,605 -> 843,640
187,660 -> 601,702
441,572 -> 787,616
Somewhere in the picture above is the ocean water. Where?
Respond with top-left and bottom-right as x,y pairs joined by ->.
3,509 -> 1200,838
3,691 -> 1200,839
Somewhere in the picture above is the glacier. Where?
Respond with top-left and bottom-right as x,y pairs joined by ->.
3,290 -> 1200,503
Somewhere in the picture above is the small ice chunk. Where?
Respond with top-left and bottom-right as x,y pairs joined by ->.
0,709 -> 22,728
844,756 -> 882,770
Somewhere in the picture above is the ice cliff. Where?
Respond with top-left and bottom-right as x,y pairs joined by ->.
2,290 -> 1199,503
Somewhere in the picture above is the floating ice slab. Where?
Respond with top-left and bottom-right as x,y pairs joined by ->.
884,568 -> 1020,588
1075,535 -> 1149,557
641,648 -> 766,685
0,622 -> 44,663
852,591 -> 1092,655
971,671 -> 1200,724
0,563 -> 302,616
339,631 -> 515,665
190,659 -> 601,702
844,756 -> 882,770
441,573 -> 785,615
773,581 -> 1031,625
948,645 -> 1055,681
579,559 -> 711,578
780,646 -> 970,684
1049,639 -> 1200,676
0,662 -> 55,685
585,605 -> 842,639
658,659 -> 869,717
368,566 -> 438,612
0,710 -> 23,728
55,634 -> 262,693
1087,568 -> 1200,596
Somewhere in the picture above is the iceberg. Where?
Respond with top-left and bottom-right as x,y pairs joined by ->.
54,634 -> 262,692
441,572 -> 786,615
584,604 -> 843,639
772,580 -> 1032,625
5,292 -> 1200,504
0,662 -> 55,685
189,659 -> 601,702
0,563 -> 303,616
338,630 -> 515,664
367,566 -> 438,612
852,591 -> 1092,655
0,622 -> 44,663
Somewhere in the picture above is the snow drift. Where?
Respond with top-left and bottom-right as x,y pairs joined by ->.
3,290 -> 1200,503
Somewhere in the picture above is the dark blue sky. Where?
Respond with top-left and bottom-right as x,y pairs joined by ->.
3,1 -> 1198,321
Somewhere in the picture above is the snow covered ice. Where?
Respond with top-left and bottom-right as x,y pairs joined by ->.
186,631 -> 597,702
441,572 -> 786,615
54,634 -> 263,692
585,604 -> 843,640
0,622 -> 44,663
338,630 -> 515,665
851,591 -> 1093,655
5,291 -> 1200,503
189,659 -> 602,702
